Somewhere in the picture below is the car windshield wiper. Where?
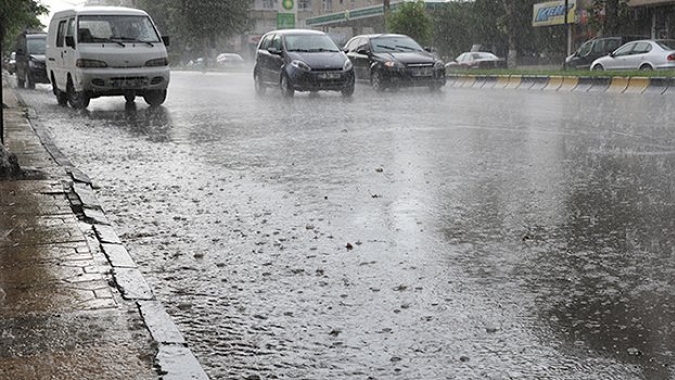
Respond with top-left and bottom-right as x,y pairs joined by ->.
307,48 -> 339,52
288,48 -> 310,52
118,37 -> 154,47
375,44 -> 396,51
90,37 -> 126,47
395,45 -> 420,51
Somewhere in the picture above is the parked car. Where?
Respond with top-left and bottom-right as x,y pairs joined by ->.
343,33 -> 446,91
3,52 -> 16,75
216,53 -> 245,67
14,32 -> 49,89
445,51 -> 506,70
590,39 -> 675,71
253,29 -> 355,97
565,35 -> 647,70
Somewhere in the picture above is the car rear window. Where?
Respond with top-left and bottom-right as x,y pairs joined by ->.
656,39 -> 675,50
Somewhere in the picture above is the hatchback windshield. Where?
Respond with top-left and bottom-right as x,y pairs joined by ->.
78,15 -> 160,43
284,34 -> 339,52
27,37 -> 46,54
371,36 -> 423,53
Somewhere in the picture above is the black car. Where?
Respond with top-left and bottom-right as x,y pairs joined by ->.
343,34 -> 446,91
14,32 -> 49,89
253,29 -> 355,97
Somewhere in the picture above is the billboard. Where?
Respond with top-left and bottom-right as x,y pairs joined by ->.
533,0 -> 577,27
278,0 -> 297,29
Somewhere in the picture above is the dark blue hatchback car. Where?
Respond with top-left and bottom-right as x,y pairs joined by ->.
253,29 -> 355,98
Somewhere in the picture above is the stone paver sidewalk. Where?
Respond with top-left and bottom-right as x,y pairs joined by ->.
1,77 -> 208,379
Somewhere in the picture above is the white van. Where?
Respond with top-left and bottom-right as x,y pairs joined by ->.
46,6 -> 170,109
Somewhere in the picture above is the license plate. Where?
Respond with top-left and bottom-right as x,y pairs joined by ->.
411,67 -> 432,77
318,72 -> 341,80
112,78 -> 145,88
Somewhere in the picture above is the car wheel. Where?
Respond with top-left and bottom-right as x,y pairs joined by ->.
124,91 -> 135,103
55,89 -> 68,106
280,73 -> 294,98
143,89 -> 167,107
67,79 -> 90,109
254,72 -> 266,96
17,72 -> 25,89
341,85 -> 354,97
26,72 -> 35,89
371,70 -> 385,92
639,64 -> 653,71
592,64 -> 604,71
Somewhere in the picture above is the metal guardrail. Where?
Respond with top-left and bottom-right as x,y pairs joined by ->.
446,74 -> 675,94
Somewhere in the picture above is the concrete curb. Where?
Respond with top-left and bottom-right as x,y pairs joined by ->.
13,90 -> 209,380
447,74 -> 675,94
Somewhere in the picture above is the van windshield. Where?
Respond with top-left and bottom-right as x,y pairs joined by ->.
77,15 -> 160,44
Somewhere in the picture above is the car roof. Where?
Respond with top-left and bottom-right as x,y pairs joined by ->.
351,34 -> 409,39
264,29 -> 326,36
53,6 -> 150,18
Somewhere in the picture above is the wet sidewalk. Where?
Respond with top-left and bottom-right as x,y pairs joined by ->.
0,76 -> 208,379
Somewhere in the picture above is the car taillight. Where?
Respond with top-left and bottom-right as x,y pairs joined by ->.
668,53 -> 675,62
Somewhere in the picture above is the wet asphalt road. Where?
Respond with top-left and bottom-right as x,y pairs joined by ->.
13,70 -> 675,379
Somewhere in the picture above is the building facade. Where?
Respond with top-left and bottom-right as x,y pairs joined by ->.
627,0 -> 675,38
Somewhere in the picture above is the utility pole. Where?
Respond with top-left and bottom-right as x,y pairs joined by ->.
565,0 -> 572,57
1,22 -> 5,145
383,0 -> 390,33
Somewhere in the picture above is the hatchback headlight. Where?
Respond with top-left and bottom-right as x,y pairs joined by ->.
343,59 -> 353,71
291,60 -> 311,72
384,61 -> 403,69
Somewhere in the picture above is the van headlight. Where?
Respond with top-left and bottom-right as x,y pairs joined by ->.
291,60 -> 311,72
76,59 -> 107,68
145,57 -> 169,67
343,59 -> 353,71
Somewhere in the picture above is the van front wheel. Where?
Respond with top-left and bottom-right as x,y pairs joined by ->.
55,89 -> 68,106
143,90 -> 167,107
67,80 -> 90,109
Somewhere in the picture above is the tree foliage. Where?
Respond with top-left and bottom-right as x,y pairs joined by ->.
0,0 -> 47,50
386,0 -> 432,46
137,0 -> 250,63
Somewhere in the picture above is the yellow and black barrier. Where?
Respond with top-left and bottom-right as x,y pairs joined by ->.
446,74 -> 675,94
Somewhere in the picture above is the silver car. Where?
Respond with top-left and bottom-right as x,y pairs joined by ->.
591,39 -> 675,71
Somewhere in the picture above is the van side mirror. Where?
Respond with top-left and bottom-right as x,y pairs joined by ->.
162,36 -> 170,46
65,36 -> 75,48
267,47 -> 281,55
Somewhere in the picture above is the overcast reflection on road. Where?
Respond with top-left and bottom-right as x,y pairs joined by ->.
16,71 -> 675,379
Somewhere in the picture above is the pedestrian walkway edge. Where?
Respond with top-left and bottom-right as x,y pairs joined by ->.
12,89 -> 210,380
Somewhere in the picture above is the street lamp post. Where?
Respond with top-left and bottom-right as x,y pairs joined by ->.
565,0 -> 572,57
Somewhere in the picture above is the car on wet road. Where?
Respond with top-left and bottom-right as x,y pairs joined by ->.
343,33 -> 446,91
445,51 -> 507,70
253,29 -> 355,98
590,39 -> 675,71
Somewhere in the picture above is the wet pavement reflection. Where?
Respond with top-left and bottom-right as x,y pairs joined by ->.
16,72 -> 675,379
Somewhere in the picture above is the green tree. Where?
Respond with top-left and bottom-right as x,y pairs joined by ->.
139,0 -> 250,65
1,0 -> 47,147
0,0 -> 47,51
386,0 -> 432,46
